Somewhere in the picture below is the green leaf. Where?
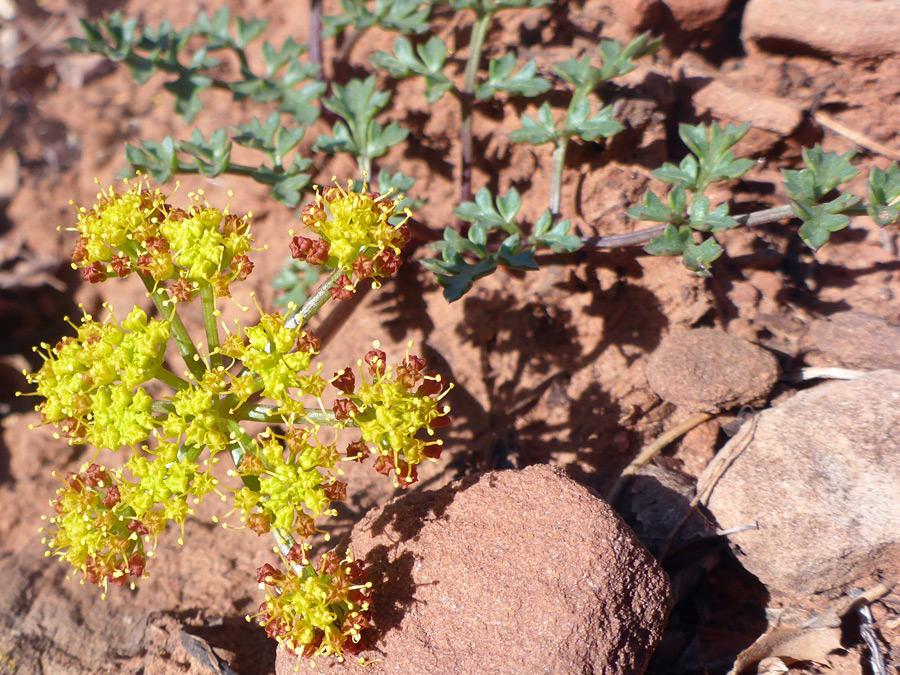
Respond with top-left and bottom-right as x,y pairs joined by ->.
682,236 -> 723,276
567,102 -> 623,141
530,212 -> 582,253
455,187 -> 521,231
793,200 -> 853,250
644,224 -> 690,256
627,189 -> 678,223
509,102 -> 557,145
866,162 -> 900,227
783,147 -> 859,203
477,54 -> 550,100
688,196 -> 737,232
123,137 -> 178,183
367,121 -> 410,158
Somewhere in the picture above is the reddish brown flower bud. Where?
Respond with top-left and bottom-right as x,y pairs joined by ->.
223,213 -> 249,235
322,186 -> 340,202
328,274 -> 355,301
307,239 -> 331,266
417,371 -> 443,396
247,512 -> 271,536
333,398 -> 358,420
102,485 -> 121,509
372,454 -> 394,477
394,459 -> 418,488
128,553 -> 146,578
127,519 -> 150,536
331,367 -> 355,394
71,237 -> 89,263
286,542 -> 310,564
300,202 -> 326,228
322,479 -> 348,503
289,235 -> 314,261
144,236 -> 169,254
424,444 -> 444,459
256,563 -> 284,586
317,551 -> 340,576
394,224 -> 411,247
82,261 -> 107,283
430,414 -> 451,429
165,206 -> 188,223
61,417 -> 86,440
82,464 -> 109,487
375,249 -> 402,277
64,471 -> 83,491
364,349 -> 386,377
296,328 -> 321,353
233,254 -> 254,280
110,255 -> 132,277
238,454 -> 265,475
397,356 -> 426,389
351,254 -> 375,281
168,277 -> 196,303
346,440 -> 370,462
294,512 -> 318,540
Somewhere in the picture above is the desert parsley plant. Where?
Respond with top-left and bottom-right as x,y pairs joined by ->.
23,177 -> 451,663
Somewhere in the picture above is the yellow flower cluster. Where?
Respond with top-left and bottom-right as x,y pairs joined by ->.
70,177 -> 255,298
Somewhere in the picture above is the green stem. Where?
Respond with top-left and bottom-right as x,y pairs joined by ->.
232,402 -> 353,427
459,11 -> 492,206
200,281 -> 222,370
138,272 -> 206,380
287,267 -> 344,330
550,137 -> 569,216
154,367 -> 190,391
151,400 -> 176,414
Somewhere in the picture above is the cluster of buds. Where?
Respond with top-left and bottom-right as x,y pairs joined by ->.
70,177 -> 255,299
254,548 -> 373,662
331,345 -> 451,488
289,182 -> 411,299
27,179 -> 451,664
42,464 -> 148,598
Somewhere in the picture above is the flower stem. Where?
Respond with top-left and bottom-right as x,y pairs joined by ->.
138,272 -> 206,380
199,281 -> 222,370
459,11 -> 492,207
232,402 -> 353,427
287,267 -> 344,330
154,367 -> 190,391
549,137 -> 569,216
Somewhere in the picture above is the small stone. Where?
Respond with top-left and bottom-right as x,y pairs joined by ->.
698,371 -> 900,598
646,329 -> 779,413
801,311 -> 900,371
278,465 -> 672,675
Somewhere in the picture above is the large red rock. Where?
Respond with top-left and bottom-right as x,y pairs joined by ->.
278,465 -> 672,674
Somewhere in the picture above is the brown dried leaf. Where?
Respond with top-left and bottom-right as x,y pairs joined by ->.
729,626 -> 842,675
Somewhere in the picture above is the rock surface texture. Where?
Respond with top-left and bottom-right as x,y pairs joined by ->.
646,329 -> 778,413
698,371 -> 900,598
742,0 -> 900,59
801,311 -> 900,371
277,465 -> 672,675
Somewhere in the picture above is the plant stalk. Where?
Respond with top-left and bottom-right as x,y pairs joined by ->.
549,138 -> 569,216
287,267 -> 344,329
459,11 -> 492,207
138,272 -> 206,380
199,281 -> 222,370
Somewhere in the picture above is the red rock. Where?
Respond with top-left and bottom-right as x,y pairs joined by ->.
742,0 -> 900,59
278,465 -> 672,674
